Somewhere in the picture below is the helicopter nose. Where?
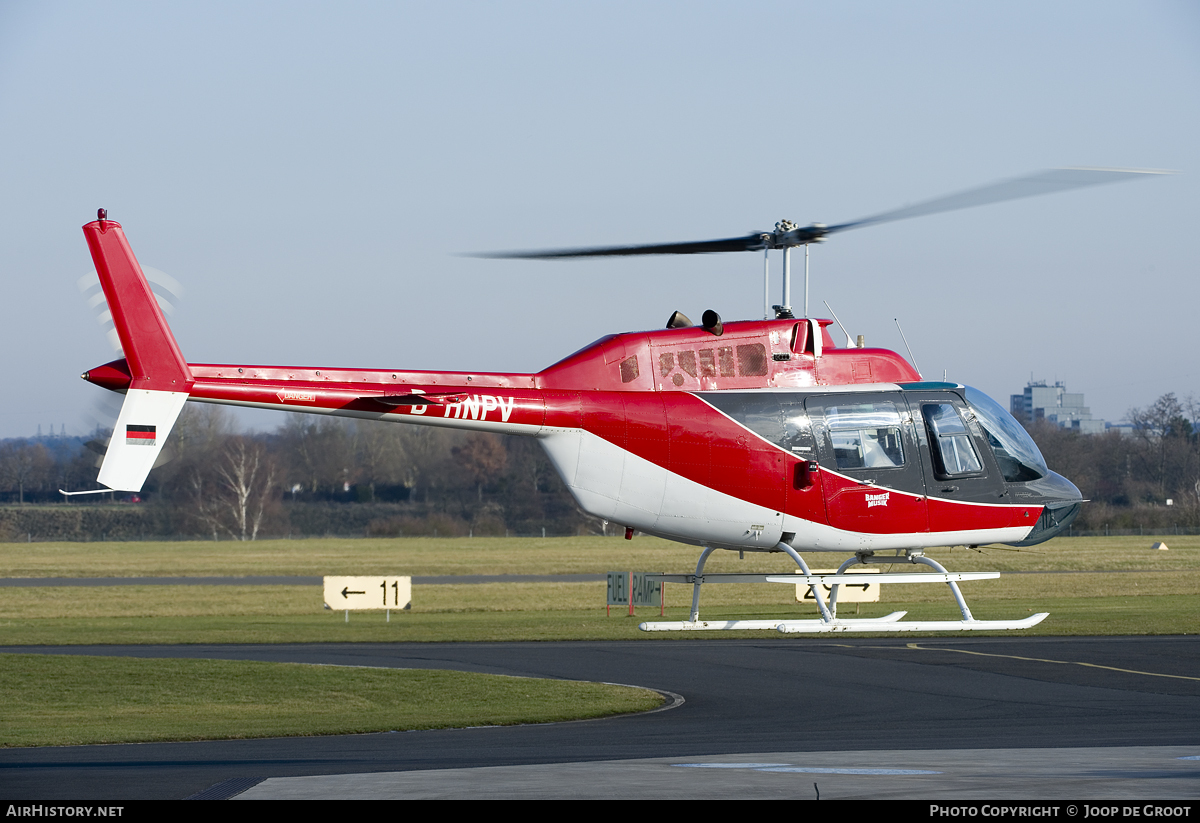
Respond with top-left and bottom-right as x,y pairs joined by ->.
1006,471 -> 1083,547
1030,470 -> 1083,504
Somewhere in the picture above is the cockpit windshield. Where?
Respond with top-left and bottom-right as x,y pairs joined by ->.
963,386 -> 1048,482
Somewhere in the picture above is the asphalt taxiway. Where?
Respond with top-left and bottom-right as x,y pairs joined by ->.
1,637 -> 1198,799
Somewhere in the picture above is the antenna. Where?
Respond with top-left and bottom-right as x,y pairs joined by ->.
804,244 -> 810,317
823,301 -> 853,349
782,246 -> 791,315
763,249 -> 770,320
895,318 -> 922,378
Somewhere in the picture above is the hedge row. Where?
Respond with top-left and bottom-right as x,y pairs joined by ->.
0,502 -> 589,542
0,506 -> 157,541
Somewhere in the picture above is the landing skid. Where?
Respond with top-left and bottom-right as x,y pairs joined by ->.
637,543 -> 1048,634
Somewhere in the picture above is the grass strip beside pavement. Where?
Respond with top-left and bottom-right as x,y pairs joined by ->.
1,592 -> 1196,645
0,535 -> 1195,644
0,654 -> 664,748
3,534 -> 1194,579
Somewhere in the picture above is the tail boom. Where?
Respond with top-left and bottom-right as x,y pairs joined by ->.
179,365 -> 551,437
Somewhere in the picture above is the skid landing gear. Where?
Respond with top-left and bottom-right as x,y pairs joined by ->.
638,543 -> 1047,633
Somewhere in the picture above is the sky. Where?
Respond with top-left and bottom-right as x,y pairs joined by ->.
1,0 -> 1197,438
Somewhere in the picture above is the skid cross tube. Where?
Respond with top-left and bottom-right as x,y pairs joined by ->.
829,551 -> 973,620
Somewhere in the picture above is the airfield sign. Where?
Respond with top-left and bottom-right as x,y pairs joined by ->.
323,576 -> 412,611
796,567 -> 879,603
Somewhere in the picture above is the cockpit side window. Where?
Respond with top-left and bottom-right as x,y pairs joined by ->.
922,403 -> 984,479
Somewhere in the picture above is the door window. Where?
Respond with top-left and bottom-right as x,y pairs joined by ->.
824,402 -> 906,470
922,403 -> 983,478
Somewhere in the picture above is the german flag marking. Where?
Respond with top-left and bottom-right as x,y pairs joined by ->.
126,424 -> 157,446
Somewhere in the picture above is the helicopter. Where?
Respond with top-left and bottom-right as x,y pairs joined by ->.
72,168 -> 1165,633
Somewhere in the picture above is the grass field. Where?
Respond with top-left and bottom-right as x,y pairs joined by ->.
0,534 -> 1196,643
1,534 -> 1194,747
0,654 -> 663,747
5,533 -> 1196,578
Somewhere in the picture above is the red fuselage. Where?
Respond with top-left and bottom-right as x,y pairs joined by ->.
81,217 -> 1081,552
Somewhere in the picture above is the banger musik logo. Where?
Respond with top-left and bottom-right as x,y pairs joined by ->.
865,491 -> 890,508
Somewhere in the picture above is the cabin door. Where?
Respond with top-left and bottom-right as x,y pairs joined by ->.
902,391 -> 1008,534
805,394 -> 929,534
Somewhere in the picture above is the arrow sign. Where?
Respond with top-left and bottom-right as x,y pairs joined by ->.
324,576 -> 411,611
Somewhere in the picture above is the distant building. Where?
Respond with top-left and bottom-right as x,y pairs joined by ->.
1010,380 -> 1107,434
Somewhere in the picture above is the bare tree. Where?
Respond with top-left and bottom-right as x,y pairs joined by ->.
453,433 -> 508,502
192,437 -> 278,540
395,425 -> 458,502
279,414 -> 351,494
0,441 -> 53,504
1127,393 -> 1197,500
352,419 -> 409,498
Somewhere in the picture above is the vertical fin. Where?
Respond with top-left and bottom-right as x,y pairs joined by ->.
82,215 -> 193,491
82,218 -> 193,390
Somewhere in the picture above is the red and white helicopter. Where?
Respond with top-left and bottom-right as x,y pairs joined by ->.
73,168 -> 1163,633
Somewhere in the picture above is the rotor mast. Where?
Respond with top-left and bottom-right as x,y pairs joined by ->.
767,220 -> 826,320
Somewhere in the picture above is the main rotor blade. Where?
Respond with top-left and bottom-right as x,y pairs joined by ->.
475,167 -> 1171,259
473,233 -> 768,259
826,167 -> 1172,235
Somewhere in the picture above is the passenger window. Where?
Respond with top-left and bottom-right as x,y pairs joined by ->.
824,402 -> 905,470
922,403 -> 984,477
619,356 -> 639,383
736,343 -> 768,376
718,347 -> 736,377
